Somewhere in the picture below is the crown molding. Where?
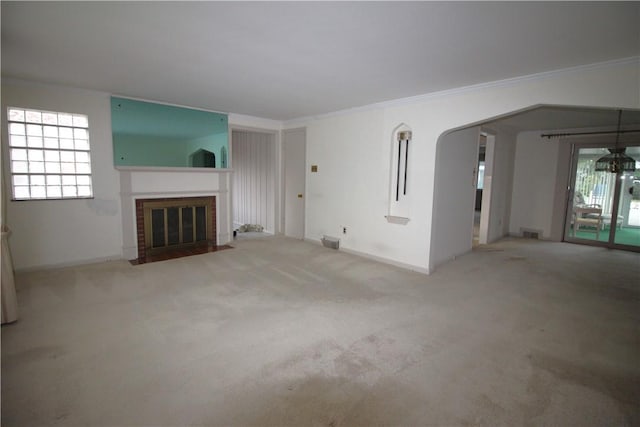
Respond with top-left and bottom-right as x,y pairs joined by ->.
228,113 -> 283,131
283,56 -> 640,128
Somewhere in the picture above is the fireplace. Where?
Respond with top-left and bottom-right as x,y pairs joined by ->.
117,167 -> 232,261
135,196 -> 216,260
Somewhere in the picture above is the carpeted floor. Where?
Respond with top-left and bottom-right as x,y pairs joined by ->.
2,236 -> 639,426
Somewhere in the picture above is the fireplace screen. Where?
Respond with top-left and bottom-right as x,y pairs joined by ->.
143,198 -> 213,253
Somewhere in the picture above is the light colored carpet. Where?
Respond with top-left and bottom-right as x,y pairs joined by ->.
2,236 -> 639,426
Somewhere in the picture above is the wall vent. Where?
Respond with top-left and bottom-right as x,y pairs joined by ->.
322,235 -> 340,250
520,228 -> 542,239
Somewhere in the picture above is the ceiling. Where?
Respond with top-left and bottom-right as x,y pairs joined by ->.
2,2 -> 639,121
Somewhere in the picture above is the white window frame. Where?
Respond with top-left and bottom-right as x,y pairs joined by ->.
7,107 -> 93,201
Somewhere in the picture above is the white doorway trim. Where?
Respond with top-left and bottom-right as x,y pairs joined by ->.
282,127 -> 306,239
478,131 -> 496,244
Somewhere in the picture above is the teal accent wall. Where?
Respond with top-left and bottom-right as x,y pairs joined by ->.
111,97 -> 228,168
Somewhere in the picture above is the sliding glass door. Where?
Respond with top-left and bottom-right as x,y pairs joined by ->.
565,145 -> 640,250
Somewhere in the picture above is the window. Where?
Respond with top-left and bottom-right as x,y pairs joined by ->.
7,107 -> 93,200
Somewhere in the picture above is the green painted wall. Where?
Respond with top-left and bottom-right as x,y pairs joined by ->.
111,97 -> 228,168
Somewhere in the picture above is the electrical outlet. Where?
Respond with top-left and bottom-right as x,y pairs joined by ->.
342,227 -> 347,234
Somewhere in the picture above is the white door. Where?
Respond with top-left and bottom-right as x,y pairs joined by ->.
283,128 -> 306,239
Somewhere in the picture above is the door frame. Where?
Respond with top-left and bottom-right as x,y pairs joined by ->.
282,127 -> 306,239
477,131 -> 496,245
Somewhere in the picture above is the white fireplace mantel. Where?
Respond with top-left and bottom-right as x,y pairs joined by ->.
117,166 -> 233,260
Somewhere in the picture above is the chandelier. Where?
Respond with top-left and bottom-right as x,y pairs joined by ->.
594,110 -> 636,174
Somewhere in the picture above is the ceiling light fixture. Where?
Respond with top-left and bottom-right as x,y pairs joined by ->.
594,110 -> 636,174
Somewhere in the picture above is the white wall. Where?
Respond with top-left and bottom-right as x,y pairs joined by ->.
231,130 -> 276,233
430,125 -> 516,270
430,127 -> 480,269
304,110 -> 432,270
483,126 -> 517,243
509,131 -> 561,239
286,59 -> 640,273
1,81 -> 123,270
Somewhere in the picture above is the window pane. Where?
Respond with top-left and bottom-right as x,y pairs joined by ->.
12,161 -> 28,173
44,138 -> 59,149
60,151 -> 74,162
77,186 -> 92,197
31,175 -> 45,186
42,112 -> 58,125
59,127 -> 73,138
47,175 -> 61,185
59,139 -> 74,150
73,115 -> 88,128
25,110 -> 42,123
45,162 -> 61,173
76,163 -> 91,174
61,163 -> 75,173
9,135 -> 27,147
28,149 -> 44,161
74,140 -> 90,151
29,161 -> 45,173
26,124 -> 42,136
14,186 -> 30,199
62,175 -> 76,185
13,175 -> 29,186
27,136 -> 43,148
58,114 -> 73,126
9,109 -> 25,122
62,186 -> 77,197
9,123 -> 25,135
11,149 -> 27,161
75,152 -> 89,163
73,128 -> 88,139
43,126 -> 58,137
44,150 -> 60,161
47,186 -> 62,198
31,186 -> 46,198
76,175 -> 91,185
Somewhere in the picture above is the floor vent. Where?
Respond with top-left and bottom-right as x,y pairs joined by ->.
522,230 -> 540,239
322,235 -> 340,249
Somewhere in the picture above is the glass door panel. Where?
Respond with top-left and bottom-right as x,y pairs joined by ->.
566,147 -> 614,244
613,146 -> 640,248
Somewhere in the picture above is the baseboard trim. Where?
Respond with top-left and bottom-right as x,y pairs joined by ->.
304,237 -> 430,275
14,254 -> 125,273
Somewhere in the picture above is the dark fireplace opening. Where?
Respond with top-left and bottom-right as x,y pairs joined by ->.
135,196 -> 217,261
150,205 -> 208,249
